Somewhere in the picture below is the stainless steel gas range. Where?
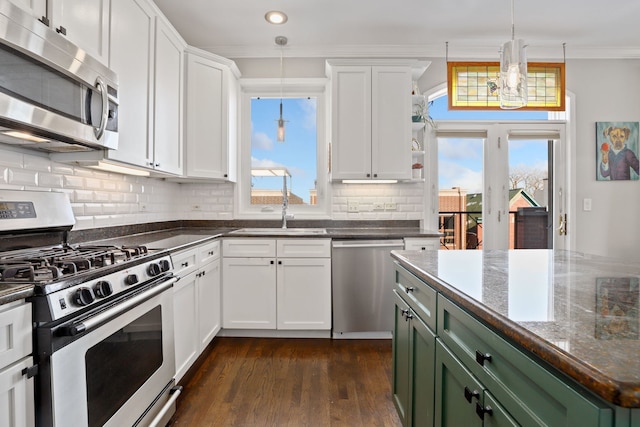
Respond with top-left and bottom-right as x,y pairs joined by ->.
0,190 -> 180,427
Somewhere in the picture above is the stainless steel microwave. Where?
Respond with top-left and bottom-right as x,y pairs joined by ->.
0,2 -> 118,152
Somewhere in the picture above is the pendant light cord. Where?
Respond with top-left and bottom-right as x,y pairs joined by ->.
511,0 -> 515,40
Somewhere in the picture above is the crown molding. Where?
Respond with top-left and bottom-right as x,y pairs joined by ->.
193,43 -> 640,60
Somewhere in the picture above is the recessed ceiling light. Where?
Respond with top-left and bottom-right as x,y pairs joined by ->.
265,11 -> 288,25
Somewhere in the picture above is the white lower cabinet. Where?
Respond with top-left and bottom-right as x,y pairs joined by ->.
222,238 -> 331,331
172,240 -> 221,382
0,301 -> 34,427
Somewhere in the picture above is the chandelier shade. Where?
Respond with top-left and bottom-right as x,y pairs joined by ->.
500,38 -> 528,109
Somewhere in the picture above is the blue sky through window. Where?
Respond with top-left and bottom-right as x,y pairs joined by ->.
431,95 -> 551,192
251,97 -> 317,204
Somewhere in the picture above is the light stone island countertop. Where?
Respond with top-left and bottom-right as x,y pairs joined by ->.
391,249 -> 640,408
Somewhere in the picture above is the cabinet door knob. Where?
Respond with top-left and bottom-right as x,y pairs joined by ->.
464,386 -> 480,403
475,350 -> 492,366
405,286 -> 415,293
475,403 -> 493,420
270,260 -> 275,264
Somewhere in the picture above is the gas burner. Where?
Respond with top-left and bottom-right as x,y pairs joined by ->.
0,244 -> 151,284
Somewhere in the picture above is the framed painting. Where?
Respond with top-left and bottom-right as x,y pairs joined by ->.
595,277 -> 639,339
596,121 -> 640,181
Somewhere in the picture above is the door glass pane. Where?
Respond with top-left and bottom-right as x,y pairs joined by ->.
438,137 -> 484,250
508,139 -> 552,249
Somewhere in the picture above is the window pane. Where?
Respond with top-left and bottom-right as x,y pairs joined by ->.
250,97 -> 317,205
509,139 -> 551,249
438,137 -> 484,250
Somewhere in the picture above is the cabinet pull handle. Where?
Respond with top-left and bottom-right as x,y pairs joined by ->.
475,350 -> 492,366
475,403 -> 493,420
181,262 -> 189,267
463,386 -> 479,403
405,286 -> 415,293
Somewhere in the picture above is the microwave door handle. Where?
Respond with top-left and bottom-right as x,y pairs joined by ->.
94,76 -> 109,140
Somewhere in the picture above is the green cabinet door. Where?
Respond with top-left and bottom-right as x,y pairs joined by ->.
393,291 -> 411,426
410,311 -> 436,427
435,339 -> 483,427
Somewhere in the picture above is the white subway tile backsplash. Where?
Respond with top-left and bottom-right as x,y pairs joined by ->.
7,168 -> 37,186
74,190 -> 94,202
64,175 -> 85,188
38,172 -> 64,188
0,147 -> 427,229
0,151 -> 23,167
24,155 -> 51,172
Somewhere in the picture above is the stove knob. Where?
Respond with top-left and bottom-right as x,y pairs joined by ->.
94,280 -> 113,298
147,263 -> 162,277
159,259 -> 171,272
124,274 -> 139,286
73,287 -> 95,306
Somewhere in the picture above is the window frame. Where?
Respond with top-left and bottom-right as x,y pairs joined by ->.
235,78 -> 331,219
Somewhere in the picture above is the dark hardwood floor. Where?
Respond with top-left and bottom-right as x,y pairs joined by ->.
169,337 -> 402,427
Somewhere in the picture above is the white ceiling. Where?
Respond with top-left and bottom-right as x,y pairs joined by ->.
153,0 -> 640,60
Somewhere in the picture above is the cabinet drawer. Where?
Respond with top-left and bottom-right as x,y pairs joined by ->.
277,239 -> 330,258
223,238 -> 276,257
404,237 -> 439,251
395,266 -> 437,332
0,302 -> 32,368
172,248 -> 198,277
199,240 -> 220,264
437,295 -> 611,427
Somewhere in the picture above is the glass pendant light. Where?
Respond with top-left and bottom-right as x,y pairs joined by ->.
500,0 -> 527,109
276,36 -> 287,142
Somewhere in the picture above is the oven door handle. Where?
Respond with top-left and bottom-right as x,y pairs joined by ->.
62,276 -> 178,336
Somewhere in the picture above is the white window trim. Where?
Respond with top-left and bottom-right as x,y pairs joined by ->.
235,78 -> 331,219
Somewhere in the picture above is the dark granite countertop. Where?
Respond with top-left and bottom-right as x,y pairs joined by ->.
391,249 -> 640,408
0,222 -> 440,305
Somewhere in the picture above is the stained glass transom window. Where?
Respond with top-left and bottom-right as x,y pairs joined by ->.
447,62 -> 565,111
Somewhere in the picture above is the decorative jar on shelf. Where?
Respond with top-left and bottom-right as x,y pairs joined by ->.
412,162 -> 423,179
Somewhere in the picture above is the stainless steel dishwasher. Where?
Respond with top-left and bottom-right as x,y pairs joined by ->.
331,239 -> 404,337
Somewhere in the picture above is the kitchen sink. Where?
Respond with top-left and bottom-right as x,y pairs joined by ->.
228,228 -> 327,236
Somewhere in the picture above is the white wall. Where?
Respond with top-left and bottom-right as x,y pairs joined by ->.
568,59 -> 640,258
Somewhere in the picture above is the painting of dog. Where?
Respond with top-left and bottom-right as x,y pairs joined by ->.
596,121 -> 640,181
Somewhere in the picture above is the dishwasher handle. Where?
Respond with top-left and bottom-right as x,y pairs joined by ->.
332,240 -> 404,249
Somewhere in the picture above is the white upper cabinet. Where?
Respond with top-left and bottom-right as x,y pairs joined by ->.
107,0 -> 155,169
152,17 -> 185,175
183,48 -> 240,181
9,0 -> 110,64
328,60 -> 414,181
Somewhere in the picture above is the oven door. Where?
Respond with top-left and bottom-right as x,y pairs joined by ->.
45,277 -> 176,427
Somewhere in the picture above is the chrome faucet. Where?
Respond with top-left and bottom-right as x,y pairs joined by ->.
282,174 -> 294,228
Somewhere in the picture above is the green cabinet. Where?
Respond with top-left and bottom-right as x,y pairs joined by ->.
435,339 -> 517,427
392,284 -> 436,426
392,264 -> 619,427
438,295 -> 612,427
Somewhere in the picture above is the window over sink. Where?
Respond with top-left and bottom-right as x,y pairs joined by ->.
237,79 -> 330,218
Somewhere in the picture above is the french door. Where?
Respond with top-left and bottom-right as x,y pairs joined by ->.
434,122 -> 568,250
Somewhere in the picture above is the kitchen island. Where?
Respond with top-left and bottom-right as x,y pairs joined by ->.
391,249 -> 640,426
